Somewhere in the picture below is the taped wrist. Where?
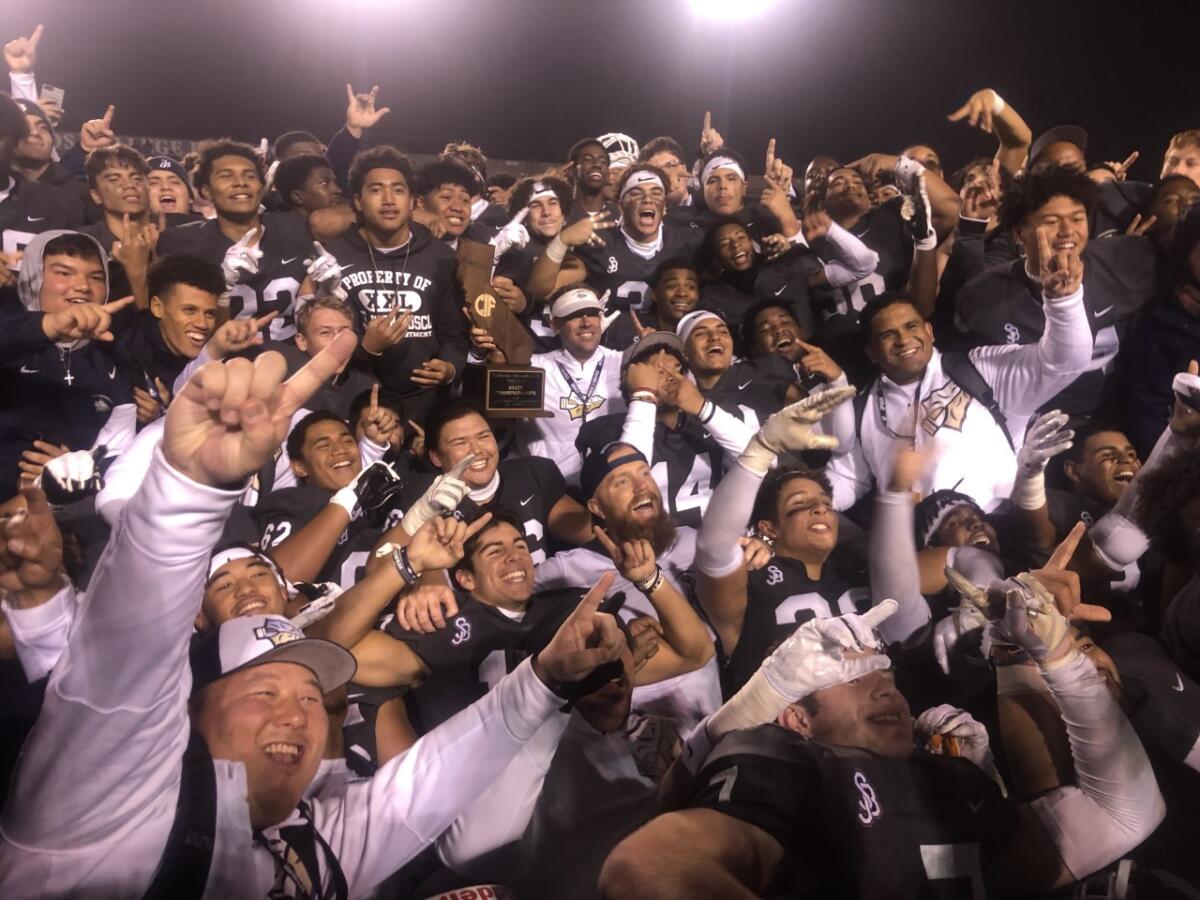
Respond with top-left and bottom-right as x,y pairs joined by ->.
707,668 -> 791,740
1009,469 -> 1046,510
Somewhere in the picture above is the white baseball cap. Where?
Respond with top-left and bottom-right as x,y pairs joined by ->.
189,614 -> 356,695
551,286 -> 604,320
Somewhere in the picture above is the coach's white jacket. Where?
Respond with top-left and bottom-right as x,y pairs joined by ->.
826,284 -> 1093,512
518,345 -> 626,485
0,448 -> 568,899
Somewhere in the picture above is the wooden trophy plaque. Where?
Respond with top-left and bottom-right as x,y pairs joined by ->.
456,239 -> 549,418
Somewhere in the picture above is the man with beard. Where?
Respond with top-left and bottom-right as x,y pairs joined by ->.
529,164 -> 701,348
156,139 -> 327,342
535,441 -> 722,728
326,145 -> 467,424
600,580 -> 1164,899
370,401 -> 594,565
576,332 -> 758,530
955,167 -> 1157,418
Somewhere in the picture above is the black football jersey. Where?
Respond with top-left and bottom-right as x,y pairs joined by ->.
1,174 -> 86,267
953,237 -> 1156,417
724,555 -> 870,697
386,587 -> 580,733
703,356 -> 794,430
576,411 -> 724,530
396,456 -> 565,564
229,484 -> 399,590
693,724 -> 1019,899
157,211 -> 313,339
572,222 -> 703,317
809,201 -> 914,325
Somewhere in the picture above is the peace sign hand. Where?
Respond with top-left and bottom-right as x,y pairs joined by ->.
1037,225 -> 1083,300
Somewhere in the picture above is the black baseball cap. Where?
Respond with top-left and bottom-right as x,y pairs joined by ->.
1030,125 -> 1089,165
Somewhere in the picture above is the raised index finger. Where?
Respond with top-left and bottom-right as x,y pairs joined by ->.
703,110 -> 712,133
446,452 -> 479,479
766,138 -> 776,169
276,329 -> 357,417
593,525 -> 620,559
1046,520 -> 1086,572
102,294 -> 136,314
369,383 -> 379,410
509,207 -> 529,227
1036,225 -> 1052,268
1120,150 -> 1139,172
101,105 -> 115,127
462,511 -> 494,540
29,24 -> 44,49
578,571 -> 617,615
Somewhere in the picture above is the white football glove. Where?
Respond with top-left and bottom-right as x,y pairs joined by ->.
399,453 -> 476,536
915,704 -> 1005,791
932,602 -> 988,676
738,385 -> 857,473
221,225 -> 264,286
707,601 -> 897,739
1017,410 -> 1074,477
489,208 -> 531,258
305,241 -> 345,297
41,448 -> 103,504
595,289 -> 622,334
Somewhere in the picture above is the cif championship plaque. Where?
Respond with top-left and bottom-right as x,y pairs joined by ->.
457,240 -> 548,418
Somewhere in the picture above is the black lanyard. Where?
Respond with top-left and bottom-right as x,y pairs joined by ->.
556,357 -> 605,422
254,802 -> 348,900
876,382 -> 919,446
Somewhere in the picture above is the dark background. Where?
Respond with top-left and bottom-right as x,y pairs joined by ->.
7,0 -> 1199,176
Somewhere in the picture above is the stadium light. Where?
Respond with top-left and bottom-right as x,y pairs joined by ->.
687,0 -> 779,20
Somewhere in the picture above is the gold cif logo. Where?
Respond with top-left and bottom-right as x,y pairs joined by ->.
473,293 -> 497,318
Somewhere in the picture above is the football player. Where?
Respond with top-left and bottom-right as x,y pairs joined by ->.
80,145 -> 156,303
273,153 -> 344,218
156,138 -> 319,341
601,583 -> 1165,899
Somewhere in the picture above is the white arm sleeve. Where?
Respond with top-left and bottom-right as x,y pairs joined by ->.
946,545 -> 1006,585
316,658 -> 569,891
1029,653 -> 1166,880
9,72 -> 37,102
696,461 -> 763,578
618,398 -> 657,462
435,712 -> 569,867
809,373 -> 856,451
703,405 -> 757,464
1089,425 -> 1184,568
358,436 -> 388,468
825,438 -> 874,511
1,449 -> 242,850
94,417 -> 164,527
172,345 -> 213,397
970,285 -> 1093,418
813,221 -> 881,289
92,403 -> 138,460
1,582 -> 78,683
868,490 -> 931,645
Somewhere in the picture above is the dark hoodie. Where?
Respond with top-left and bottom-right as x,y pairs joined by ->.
325,223 -> 467,398
0,230 -> 133,494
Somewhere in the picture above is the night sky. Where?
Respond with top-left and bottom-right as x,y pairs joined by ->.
8,0 -> 1200,178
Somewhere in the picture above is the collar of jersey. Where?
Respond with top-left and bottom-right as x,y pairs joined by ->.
619,224 -> 664,259
468,471 -> 501,503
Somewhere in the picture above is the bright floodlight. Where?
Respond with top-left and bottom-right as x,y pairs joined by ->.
688,0 -> 778,20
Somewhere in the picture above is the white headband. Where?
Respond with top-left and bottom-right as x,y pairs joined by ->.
676,309 -> 725,345
619,169 -> 666,200
208,546 -> 287,590
528,181 -> 556,204
701,155 -> 746,186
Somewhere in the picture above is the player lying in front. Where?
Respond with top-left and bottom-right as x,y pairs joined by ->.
599,566 -> 1165,899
